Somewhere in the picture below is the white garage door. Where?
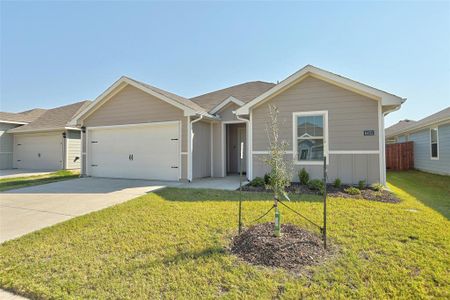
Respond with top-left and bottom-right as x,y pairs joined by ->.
88,122 -> 180,181
14,133 -> 63,170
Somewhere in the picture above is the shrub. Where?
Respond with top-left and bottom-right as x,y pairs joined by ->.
249,177 -> 265,187
264,173 -> 271,185
358,180 -> 366,190
371,183 -> 384,191
308,179 -> 324,194
299,168 -> 310,185
333,178 -> 342,188
344,187 -> 361,195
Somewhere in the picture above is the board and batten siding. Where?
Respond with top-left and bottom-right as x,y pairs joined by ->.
192,121 -> 211,178
253,153 -> 379,184
65,130 -> 81,169
82,85 -> 188,179
408,123 -> 450,175
251,76 -> 381,184
0,123 -> 20,169
212,122 -> 223,177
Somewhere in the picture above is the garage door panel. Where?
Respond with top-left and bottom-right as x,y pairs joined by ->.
14,134 -> 63,170
88,123 -> 179,180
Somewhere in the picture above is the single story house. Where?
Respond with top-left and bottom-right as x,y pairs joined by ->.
0,109 -> 47,169
385,107 -> 450,175
70,65 -> 405,184
5,101 -> 90,170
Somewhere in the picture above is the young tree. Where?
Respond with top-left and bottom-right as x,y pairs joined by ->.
263,104 -> 293,236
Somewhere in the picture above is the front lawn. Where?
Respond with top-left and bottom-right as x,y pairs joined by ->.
0,170 -> 79,192
0,171 -> 449,298
387,170 -> 450,219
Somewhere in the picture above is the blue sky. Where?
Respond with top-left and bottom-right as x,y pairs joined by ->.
1,1 -> 449,127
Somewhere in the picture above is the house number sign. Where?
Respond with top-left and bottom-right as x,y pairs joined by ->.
364,130 -> 375,136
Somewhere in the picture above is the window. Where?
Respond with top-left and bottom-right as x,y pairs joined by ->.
430,127 -> 439,159
293,111 -> 328,164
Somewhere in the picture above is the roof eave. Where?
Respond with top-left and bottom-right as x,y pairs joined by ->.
236,65 -> 405,115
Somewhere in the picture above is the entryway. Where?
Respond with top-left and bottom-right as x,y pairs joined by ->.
225,123 -> 246,175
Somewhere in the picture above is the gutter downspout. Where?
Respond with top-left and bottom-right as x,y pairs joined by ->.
188,115 -> 203,182
381,104 -> 405,185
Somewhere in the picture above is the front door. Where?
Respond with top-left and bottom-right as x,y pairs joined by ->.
237,127 -> 246,173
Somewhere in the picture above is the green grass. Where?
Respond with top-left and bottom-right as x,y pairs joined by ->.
387,170 -> 450,219
0,171 -> 449,299
0,170 -> 79,192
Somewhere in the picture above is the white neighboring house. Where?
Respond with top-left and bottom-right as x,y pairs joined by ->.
4,101 -> 91,171
385,107 -> 450,176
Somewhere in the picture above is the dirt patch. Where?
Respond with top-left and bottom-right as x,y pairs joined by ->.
242,183 -> 400,203
230,223 -> 331,272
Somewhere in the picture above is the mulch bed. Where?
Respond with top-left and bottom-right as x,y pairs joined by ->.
242,183 -> 400,203
230,222 -> 331,272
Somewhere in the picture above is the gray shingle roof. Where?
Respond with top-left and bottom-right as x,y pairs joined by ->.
125,77 -> 208,113
385,106 -> 450,137
8,101 -> 91,133
190,81 -> 276,111
385,119 -> 417,137
0,108 -> 47,123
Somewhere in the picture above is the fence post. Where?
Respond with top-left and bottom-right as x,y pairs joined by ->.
323,156 -> 327,249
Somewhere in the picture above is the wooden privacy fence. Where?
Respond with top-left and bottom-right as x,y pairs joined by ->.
386,141 -> 414,171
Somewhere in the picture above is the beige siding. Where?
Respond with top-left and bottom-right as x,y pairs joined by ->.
252,76 -> 379,151
252,153 -> 380,184
192,121 -> 211,178
81,130 -> 87,175
84,85 -> 184,126
0,123 -> 20,169
66,130 -> 81,169
251,76 -> 381,184
217,103 -> 240,121
181,155 -> 188,179
212,122 -> 223,177
83,85 -> 188,179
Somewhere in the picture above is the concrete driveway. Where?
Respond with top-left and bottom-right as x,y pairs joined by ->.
0,169 -> 54,179
0,176 -> 244,243
0,177 -> 173,243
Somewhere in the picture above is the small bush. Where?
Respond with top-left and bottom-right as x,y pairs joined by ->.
299,168 -> 310,185
333,178 -> 342,188
371,183 -> 384,191
358,180 -> 366,190
264,173 -> 271,185
308,179 -> 324,193
249,177 -> 265,187
344,187 -> 361,195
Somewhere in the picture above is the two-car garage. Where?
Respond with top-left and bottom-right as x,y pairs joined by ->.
86,122 -> 180,181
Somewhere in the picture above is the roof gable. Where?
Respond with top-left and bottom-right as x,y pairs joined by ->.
71,76 -> 212,125
236,65 -> 406,115
210,96 -> 245,114
191,81 -> 275,111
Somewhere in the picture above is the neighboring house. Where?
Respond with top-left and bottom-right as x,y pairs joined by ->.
0,109 -> 47,169
385,107 -> 450,175
385,119 -> 417,144
5,101 -> 91,170
70,65 -> 405,184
